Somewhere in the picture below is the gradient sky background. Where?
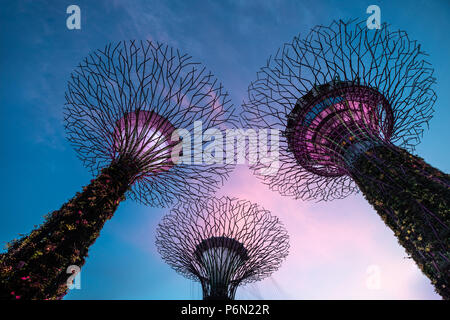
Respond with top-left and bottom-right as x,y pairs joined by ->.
0,0 -> 449,299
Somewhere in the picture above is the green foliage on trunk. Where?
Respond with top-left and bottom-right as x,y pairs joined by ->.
0,159 -> 138,300
352,145 -> 450,299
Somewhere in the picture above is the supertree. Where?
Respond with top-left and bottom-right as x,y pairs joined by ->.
241,20 -> 450,299
0,41 -> 236,300
155,197 -> 289,300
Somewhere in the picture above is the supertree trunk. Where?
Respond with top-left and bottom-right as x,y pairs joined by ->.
0,157 -> 139,300
200,278 -> 238,300
351,145 -> 450,299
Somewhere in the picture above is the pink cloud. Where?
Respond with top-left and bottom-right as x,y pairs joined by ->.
217,166 -> 440,299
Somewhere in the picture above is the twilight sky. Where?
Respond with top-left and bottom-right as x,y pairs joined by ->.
0,0 -> 449,299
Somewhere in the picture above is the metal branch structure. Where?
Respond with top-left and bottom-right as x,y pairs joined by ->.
0,41 -> 236,300
242,20 -> 450,299
156,197 -> 289,300
65,40 -> 236,207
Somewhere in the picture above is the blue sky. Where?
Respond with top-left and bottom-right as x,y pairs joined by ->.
0,0 -> 449,299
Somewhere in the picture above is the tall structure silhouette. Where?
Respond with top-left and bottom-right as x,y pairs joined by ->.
242,20 -> 449,299
0,41 -> 236,299
156,197 -> 289,300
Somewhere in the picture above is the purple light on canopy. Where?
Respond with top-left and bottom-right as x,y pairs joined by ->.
285,81 -> 394,177
113,110 -> 178,177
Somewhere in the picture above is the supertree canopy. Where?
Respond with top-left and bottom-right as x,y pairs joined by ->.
0,41 -> 236,300
155,197 -> 289,300
242,20 -> 450,299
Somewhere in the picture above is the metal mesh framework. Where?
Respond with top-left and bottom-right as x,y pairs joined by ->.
155,197 -> 289,300
242,19 -> 436,201
285,81 -> 394,177
241,20 -> 450,299
65,40 -> 237,207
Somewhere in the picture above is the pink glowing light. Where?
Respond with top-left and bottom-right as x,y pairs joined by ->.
113,110 -> 178,174
286,84 -> 393,176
